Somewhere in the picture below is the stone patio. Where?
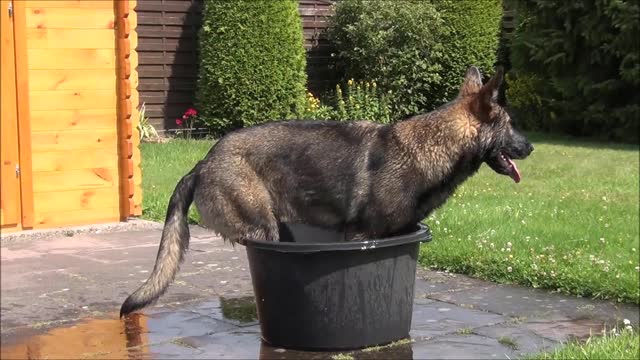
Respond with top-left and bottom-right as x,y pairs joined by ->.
1,224 -> 638,359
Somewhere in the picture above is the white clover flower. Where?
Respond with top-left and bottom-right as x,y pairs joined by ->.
507,266 -> 513,273
507,242 -> 513,247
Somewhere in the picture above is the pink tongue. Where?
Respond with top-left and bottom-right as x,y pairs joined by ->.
506,158 -> 521,183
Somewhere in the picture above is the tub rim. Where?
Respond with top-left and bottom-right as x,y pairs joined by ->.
243,223 -> 432,253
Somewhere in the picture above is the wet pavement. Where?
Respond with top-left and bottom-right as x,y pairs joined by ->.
1,224 -> 639,359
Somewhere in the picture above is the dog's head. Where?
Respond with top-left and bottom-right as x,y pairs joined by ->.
459,66 -> 534,183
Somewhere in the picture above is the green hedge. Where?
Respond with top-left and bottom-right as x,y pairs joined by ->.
196,0 -> 307,134
328,0 -> 503,119
435,0 -> 504,102
508,0 -> 640,143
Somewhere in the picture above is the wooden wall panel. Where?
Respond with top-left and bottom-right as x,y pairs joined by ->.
26,28 -> 116,49
25,1 -> 124,229
31,149 -> 119,173
35,188 -> 119,214
30,109 -> 116,131
28,49 -> 116,69
34,207 -> 120,229
29,69 -> 117,91
26,8 -> 115,29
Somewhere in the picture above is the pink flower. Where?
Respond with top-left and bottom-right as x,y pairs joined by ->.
185,108 -> 198,117
176,118 -> 183,126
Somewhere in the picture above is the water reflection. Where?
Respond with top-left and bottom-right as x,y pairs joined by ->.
1,296 -> 414,360
1,313 -> 149,359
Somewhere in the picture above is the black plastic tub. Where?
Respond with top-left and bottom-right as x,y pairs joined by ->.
243,223 -> 432,351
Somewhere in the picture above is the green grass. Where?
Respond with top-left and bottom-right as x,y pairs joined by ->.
418,132 -> 640,304
140,133 -> 640,303
498,336 -> 519,350
527,327 -> 639,360
140,138 -> 212,223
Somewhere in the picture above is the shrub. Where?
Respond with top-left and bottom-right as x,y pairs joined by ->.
302,91 -> 335,121
508,0 -> 640,143
435,0 -> 503,102
328,0 -> 503,119
302,81 -> 392,124
196,0 -> 307,134
327,0 -> 447,118
136,103 -> 159,142
333,80 -> 392,123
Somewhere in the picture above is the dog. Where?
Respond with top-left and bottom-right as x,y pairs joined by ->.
120,65 -> 534,317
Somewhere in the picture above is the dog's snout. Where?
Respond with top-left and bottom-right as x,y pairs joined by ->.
527,143 -> 534,154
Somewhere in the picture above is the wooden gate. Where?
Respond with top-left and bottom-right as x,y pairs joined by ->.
1,0 -> 33,231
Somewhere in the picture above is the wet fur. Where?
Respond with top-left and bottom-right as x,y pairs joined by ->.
120,66 -> 534,316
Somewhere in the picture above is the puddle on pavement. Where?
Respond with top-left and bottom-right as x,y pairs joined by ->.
0,296 -> 416,360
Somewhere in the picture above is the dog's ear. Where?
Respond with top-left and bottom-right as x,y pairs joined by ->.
459,66 -> 483,96
478,66 -> 504,105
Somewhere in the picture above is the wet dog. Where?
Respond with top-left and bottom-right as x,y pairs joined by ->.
120,66 -> 534,316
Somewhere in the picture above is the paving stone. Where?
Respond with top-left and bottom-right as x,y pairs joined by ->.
524,319 -> 606,343
410,302 -> 506,340
472,322 -> 558,356
2,224 -> 638,360
188,331 -> 263,359
415,268 -> 491,295
410,334 -> 517,359
426,284 -> 640,325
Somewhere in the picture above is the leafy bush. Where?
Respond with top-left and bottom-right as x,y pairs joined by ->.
328,0 -> 503,118
435,0 -> 503,102
302,91 -> 335,121
196,0 -> 307,134
302,81 -> 392,124
334,80 -> 392,123
508,0 -> 640,143
136,102 -> 159,142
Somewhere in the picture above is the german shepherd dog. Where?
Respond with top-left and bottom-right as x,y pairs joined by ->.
120,66 -> 533,317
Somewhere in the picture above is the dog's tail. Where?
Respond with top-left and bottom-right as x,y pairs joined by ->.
120,167 -> 198,318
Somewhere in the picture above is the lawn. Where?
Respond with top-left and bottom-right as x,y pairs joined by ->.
140,133 -> 640,303
526,326 -> 639,360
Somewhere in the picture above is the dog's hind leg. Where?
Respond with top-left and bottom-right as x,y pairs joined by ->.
195,181 -> 280,245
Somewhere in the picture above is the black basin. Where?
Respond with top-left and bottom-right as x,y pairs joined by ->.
243,223 -> 432,350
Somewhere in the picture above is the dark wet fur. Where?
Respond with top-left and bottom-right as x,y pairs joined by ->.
120,66 -> 534,316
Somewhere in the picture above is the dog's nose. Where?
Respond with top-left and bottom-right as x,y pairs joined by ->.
528,143 -> 534,154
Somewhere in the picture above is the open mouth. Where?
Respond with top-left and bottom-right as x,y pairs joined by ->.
488,151 -> 522,183
499,152 -> 521,183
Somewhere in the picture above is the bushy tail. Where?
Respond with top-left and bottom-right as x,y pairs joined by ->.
120,169 -> 197,317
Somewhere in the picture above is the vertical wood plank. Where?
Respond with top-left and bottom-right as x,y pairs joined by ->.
115,0 -> 132,219
13,0 -> 35,228
1,0 -> 22,228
